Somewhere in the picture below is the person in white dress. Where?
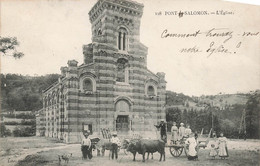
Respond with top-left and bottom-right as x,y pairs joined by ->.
218,132 -> 228,159
179,123 -> 186,139
171,122 -> 178,144
209,134 -> 218,159
185,132 -> 198,160
185,124 -> 192,137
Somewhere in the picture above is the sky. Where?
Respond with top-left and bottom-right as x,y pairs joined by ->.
1,0 -> 260,96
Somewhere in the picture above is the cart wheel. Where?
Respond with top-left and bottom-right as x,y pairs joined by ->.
169,147 -> 183,157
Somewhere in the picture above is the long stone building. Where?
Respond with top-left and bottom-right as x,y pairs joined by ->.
40,0 -> 167,143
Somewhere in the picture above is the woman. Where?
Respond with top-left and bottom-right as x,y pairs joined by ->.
171,122 -> 178,144
185,125 -> 192,137
218,132 -> 228,159
185,132 -> 198,160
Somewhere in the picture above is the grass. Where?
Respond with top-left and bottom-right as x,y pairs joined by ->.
15,143 -> 259,166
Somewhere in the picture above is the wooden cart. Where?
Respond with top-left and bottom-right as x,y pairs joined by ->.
166,138 -> 188,157
167,129 -> 210,157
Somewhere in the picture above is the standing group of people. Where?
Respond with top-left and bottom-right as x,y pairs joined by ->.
171,122 -> 192,143
209,132 -> 229,160
183,128 -> 229,161
156,120 -> 229,161
171,122 -> 199,160
81,121 -> 228,162
81,131 -> 121,160
155,120 -> 193,143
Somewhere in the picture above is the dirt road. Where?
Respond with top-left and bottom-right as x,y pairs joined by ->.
0,137 -> 259,166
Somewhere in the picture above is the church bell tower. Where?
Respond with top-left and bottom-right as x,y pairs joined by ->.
88,0 -> 144,54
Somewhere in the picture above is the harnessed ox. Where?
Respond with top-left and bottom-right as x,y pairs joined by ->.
126,139 -> 165,162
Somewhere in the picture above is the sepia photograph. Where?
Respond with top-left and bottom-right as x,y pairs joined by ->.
0,0 -> 259,165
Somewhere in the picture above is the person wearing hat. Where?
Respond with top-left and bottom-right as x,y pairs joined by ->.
171,122 -> 178,144
155,119 -> 167,142
110,131 -> 121,160
179,123 -> 186,139
81,132 -> 92,160
185,132 -> 198,160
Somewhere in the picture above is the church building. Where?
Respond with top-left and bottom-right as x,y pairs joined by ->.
40,0 -> 167,143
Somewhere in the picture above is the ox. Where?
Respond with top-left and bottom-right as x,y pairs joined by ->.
96,139 -> 112,158
126,139 -> 165,162
122,139 -> 153,160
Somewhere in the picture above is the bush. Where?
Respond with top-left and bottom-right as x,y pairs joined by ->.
13,126 -> 35,137
21,120 -> 35,125
13,127 -> 22,137
4,121 -> 19,125
0,123 -> 12,137
4,113 -> 35,119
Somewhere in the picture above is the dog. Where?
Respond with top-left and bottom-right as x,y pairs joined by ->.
58,153 -> 72,164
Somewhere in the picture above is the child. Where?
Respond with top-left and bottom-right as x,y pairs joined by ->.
179,123 -> 186,139
184,124 -> 192,137
218,132 -> 228,159
171,122 -> 178,144
209,133 -> 218,159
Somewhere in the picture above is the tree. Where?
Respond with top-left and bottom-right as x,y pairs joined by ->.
182,109 -> 188,125
245,91 -> 260,139
0,37 -> 24,59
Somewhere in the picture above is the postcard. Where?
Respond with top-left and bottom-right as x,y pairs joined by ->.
0,0 -> 259,165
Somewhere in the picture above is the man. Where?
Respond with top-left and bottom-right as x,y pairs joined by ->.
111,131 -> 121,160
81,132 -> 92,160
155,119 -> 167,143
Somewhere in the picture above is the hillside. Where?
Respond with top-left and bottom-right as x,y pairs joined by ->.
166,90 -> 249,111
1,74 -> 60,113
166,90 -> 259,138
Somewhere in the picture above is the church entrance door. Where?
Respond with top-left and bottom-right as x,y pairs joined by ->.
116,115 -> 129,132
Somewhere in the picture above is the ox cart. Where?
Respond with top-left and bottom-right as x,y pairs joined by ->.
166,129 -> 211,157
166,137 -> 188,157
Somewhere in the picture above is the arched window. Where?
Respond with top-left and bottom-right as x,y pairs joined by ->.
145,81 -> 158,97
118,27 -> 128,51
83,79 -> 93,91
116,58 -> 129,83
80,75 -> 96,93
148,86 -> 155,96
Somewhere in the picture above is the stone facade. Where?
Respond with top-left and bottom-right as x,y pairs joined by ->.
40,0 -> 167,143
